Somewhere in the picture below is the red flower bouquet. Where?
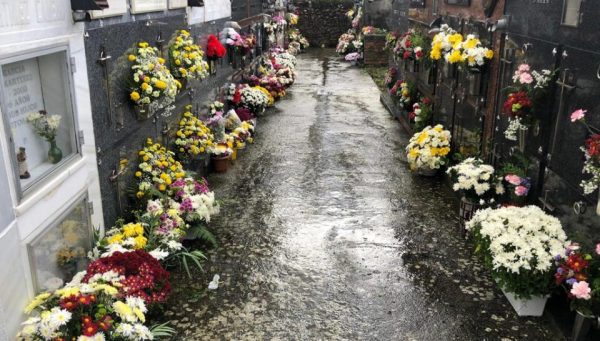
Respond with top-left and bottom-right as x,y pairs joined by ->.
84,250 -> 171,304
502,91 -> 533,118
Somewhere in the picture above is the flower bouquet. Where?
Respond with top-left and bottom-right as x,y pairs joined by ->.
555,243 -> 600,317
394,29 -> 428,62
467,205 -> 567,315
406,125 -> 451,174
409,98 -> 432,131
390,80 -> 415,109
128,42 -> 180,118
384,31 -> 398,51
286,13 -> 299,26
430,26 -> 493,71
174,107 -> 214,162
502,63 -> 553,141
135,139 -> 186,199
336,31 -> 358,55
447,157 -> 504,204
384,67 -> 398,89
17,279 -> 156,340
168,30 -> 209,81
27,110 -> 63,164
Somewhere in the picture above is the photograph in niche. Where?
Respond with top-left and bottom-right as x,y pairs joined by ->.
27,198 -> 92,293
1,49 -> 78,193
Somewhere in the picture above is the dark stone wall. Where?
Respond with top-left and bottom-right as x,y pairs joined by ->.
296,0 -> 354,48
232,0 -> 264,21
84,13 -> 264,226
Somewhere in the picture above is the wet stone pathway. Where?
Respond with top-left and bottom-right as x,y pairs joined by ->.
165,50 -> 562,340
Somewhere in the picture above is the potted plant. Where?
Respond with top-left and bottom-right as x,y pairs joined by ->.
173,106 -> 214,173
554,243 -> 600,340
446,158 -> 504,233
467,205 -> 567,316
409,97 -> 433,131
406,125 -> 451,176
211,143 -> 233,173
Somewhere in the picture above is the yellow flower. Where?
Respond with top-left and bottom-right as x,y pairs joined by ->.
92,284 -> 118,296
417,132 -> 428,145
135,171 -> 142,178
430,48 -> 442,60
463,38 -> 479,50
130,91 -> 140,101
484,49 -> 494,59
175,59 -> 181,66
113,301 -> 134,320
108,233 -> 124,244
56,287 -> 80,299
128,54 -> 136,62
133,308 -> 146,323
134,235 -> 147,249
138,42 -> 149,48
158,57 -> 165,64
143,155 -> 150,162
408,148 -> 419,159
141,82 -> 149,91
158,184 -> 166,191
447,49 -> 463,64
122,224 -> 137,237
154,80 -> 167,90
136,191 -> 145,199
24,292 -> 51,313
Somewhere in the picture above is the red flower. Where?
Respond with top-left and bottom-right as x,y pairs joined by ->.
422,97 -> 431,105
59,295 -> 78,311
566,253 -> 589,273
415,50 -> 423,59
78,295 -> 92,306
83,250 -> 171,304
585,134 -> 600,159
502,91 -> 532,118
206,35 -> 226,59
82,322 -> 99,337
233,90 -> 242,105
81,316 -> 93,326
403,51 -> 411,60
404,39 -> 411,48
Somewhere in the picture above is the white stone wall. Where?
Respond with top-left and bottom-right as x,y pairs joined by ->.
188,0 -> 232,25
0,0 -> 103,337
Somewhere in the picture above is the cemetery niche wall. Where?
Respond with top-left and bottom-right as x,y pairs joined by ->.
83,4 -> 267,226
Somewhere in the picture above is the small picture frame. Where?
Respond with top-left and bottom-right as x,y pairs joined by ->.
410,0 -> 426,8
445,0 -> 471,6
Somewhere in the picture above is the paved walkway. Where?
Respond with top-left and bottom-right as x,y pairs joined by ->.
165,50 -> 561,340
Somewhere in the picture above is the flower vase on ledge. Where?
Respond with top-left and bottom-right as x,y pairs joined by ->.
48,139 -> 62,164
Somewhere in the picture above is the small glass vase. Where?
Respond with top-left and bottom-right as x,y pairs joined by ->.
48,139 -> 63,164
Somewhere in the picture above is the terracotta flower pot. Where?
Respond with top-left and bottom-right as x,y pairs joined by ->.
211,155 -> 230,173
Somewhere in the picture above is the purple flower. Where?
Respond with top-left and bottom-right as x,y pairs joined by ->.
566,278 -> 578,286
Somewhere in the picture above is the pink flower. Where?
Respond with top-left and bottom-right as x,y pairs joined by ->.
518,64 -> 530,73
514,185 -> 529,196
595,243 -> 600,255
570,109 -> 587,122
519,72 -> 533,84
571,281 -> 592,300
504,174 -> 521,186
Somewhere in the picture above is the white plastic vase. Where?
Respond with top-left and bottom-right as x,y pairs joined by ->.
502,289 -> 548,316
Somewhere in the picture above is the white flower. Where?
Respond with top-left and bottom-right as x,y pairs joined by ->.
167,240 -> 183,251
149,248 -> 170,260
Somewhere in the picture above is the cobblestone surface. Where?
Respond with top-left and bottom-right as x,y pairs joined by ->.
164,50 -> 562,340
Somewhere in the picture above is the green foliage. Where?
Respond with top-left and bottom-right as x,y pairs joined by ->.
151,322 -> 177,339
187,225 -> 218,248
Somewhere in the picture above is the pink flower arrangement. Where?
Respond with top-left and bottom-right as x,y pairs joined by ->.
596,243 -> 600,256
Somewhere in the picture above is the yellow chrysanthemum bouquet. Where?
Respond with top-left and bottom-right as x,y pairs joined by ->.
406,124 -> 451,172
128,42 -> 181,115
174,106 -> 214,160
135,138 -> 186,198
430,25 -> 493,71
169,30 -> 210,81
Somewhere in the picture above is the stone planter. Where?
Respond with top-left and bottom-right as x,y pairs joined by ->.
363,34 -> 387,65
502,289 -> 548,316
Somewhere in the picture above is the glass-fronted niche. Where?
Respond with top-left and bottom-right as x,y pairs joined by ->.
0,47 -> 79,198
27,196 -> 92,292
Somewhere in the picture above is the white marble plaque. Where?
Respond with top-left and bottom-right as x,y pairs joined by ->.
0,1 -> 29,28
90,0 -> 128,19
2,59 -> 47,171
169,0 -> 187,9
131,0 -> 167,13
188,0 -> 231,25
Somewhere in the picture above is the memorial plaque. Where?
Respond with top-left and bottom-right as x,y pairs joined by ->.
130,0 -> 167,14
91,0 -> 128,19
169,0 -> 187,9
3,59 -> 48,180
